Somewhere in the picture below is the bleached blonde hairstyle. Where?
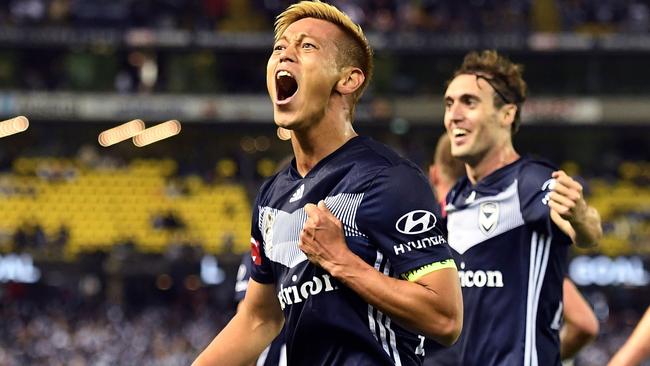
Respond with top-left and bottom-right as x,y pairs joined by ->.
274,1 -> 374,105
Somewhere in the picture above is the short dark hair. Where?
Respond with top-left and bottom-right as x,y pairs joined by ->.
449,50 -> 527,134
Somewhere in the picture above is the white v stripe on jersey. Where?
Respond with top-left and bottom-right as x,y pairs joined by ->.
524,231 -> 551,366
260,193 -> 366,268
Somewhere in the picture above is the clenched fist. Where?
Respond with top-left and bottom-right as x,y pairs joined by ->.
547,170 -> 588,224
299,200 -> 351,272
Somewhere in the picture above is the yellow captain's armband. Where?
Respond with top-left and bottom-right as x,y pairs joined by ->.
402,259 -> 457,282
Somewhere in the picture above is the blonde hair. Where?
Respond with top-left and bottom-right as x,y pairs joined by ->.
274,1 -> 374,104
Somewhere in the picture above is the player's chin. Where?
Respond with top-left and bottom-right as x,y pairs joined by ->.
450,146 -> 468,159
273,110 -> 297,128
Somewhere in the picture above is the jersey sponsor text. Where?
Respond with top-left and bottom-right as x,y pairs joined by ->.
458,262 -> 504,288
277,273 -> 338,310
393,235 -> 446,255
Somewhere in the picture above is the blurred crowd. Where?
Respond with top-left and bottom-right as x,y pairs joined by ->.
0,300 -> 227,366
0,0 -> 647,34
576,301 -> 650,365
1,2 -> 648,96
0,284 -> 646,366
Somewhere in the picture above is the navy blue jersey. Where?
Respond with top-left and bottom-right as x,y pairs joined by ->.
441,156 -> 571,366
234,255 -> 251,303
249,136 -> 454,366
235,255 -> 287,366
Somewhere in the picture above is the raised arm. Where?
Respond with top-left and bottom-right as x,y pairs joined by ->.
549,170 -> 602,248
331,254 -> 462,346
560,278 -> 599,360
193,280 -> 284,366
300,200 -> 463,346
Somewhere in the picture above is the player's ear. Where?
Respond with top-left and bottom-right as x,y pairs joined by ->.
500,104 -> 517,128
335,67 -> 364,96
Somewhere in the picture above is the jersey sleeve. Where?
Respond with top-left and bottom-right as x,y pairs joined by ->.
249,193 -> 276,284
357,162 -> 455,278
234,254 -> 252,303
518,160 -> 572,244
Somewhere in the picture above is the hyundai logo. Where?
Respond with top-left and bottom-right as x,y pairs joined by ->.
395,210 -> 437,235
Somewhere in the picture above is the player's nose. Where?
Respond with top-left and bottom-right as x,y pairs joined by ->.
445,103 -> 464,125
279,44 -> 297,64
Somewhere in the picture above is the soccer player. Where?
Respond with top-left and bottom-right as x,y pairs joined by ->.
439,50 -> 602,366
426,134 -> 600,365
193,2 -> 462,365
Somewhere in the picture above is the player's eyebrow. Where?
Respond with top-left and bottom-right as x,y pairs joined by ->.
444,93 -> 480,104
460,93 -> 480,103
277,32 -> 323,45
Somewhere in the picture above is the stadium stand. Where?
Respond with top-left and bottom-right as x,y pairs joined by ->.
0,156 -> 251,257
0,1 -> 648,365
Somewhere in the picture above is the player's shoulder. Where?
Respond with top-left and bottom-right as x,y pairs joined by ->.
257,172 -> 280,198
351,136 -> 424,179
447,176 -> 472,206
517,155 -> 559,174
517,155 -> 559,183
255,165 -> 293,204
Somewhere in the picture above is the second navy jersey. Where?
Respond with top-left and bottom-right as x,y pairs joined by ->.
250,136 -> 454,366
235,255 -> 287,366
443,156 -> 572,366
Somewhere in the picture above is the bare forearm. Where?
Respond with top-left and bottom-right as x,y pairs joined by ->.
609,308 -> 650,366
570,205 -> 602,248
610,342 -> 650,366
327,254 -> 462,345
298,201 -> 462,345
193,310 -> 283,366
193,281 -> 284,366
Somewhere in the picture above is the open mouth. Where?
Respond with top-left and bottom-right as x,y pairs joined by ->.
276,70 -> 298,103
452,128 -> 469,138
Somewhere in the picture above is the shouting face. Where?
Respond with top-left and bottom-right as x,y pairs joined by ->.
267,17 -> 345,130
